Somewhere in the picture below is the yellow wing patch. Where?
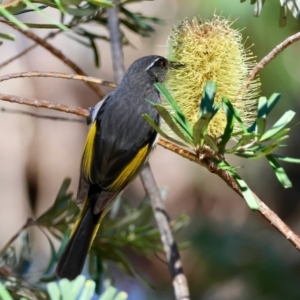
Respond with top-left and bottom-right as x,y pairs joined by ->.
82,122 -> 97,182
108,143 -> 150,191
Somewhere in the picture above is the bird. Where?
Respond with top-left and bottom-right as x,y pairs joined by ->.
56,55 -> 171,280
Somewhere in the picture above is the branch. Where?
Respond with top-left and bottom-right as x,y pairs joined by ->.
158,139 -> 300,250
0,71 -> 117,88
0,107 -> 85,122
0,31 -> 60,69
3,22 -> 105,98
107,3 -> 190,299
1,91 -> 300,252
107,3 -> 125,83
245,31 -> 300,88
0,93 -> 90,117
140,163 -> 190,300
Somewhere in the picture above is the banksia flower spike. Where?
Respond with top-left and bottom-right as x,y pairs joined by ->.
165,16 -> 260,139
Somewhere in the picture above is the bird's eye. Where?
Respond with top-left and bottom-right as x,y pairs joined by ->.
160,59 -> 166,68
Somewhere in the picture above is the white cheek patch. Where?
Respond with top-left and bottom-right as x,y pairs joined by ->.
145,57 -> 161,71
152,133 -> 160,148
90,94 -> 110,124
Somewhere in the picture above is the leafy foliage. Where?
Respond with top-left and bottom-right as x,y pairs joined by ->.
0,275 -> 127,300
0,179 -> 188,298
144,82 -> 300,210
240,0 -> 300,26
0,0 -> 164,61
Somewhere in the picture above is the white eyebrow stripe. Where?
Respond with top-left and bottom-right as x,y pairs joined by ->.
145,57 -> 160,71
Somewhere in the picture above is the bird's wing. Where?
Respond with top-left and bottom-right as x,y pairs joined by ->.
79,94 -> 159,213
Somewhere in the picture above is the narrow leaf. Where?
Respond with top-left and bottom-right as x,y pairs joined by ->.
22,0 -> 69,31
98,287 -> 117,300
193,113 -> 212,147
260,110 -> 295,141
204,135 -> 219,152
154,83 -> 193,135
232,173 -> 259,210
219,97 -> 235,153
273,155 -> 300,164
115,292 -> 129,300
142,114 -> 190,147
0,282 -> 13,300
267,93 -> 281,114
0,7 -> 28,30
266,155 -> 292,188
199,81 -> 217,116
86,0 -> 113,8
152,104 -> 193,144
69,275 -> 86,300
78,280 -> 95,300
0,32 -> 15,41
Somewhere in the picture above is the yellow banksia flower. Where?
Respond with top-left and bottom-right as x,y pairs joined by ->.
165,16 -> 260,139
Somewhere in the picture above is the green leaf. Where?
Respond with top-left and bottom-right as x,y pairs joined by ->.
255,96 -> 267,138
0,32 -> 15,41
200,81 -> 217,116
266,155 -> 292,188
219,97 -> 236,153
0,6 -> 28,30
22,0 -> 69,31
193,113 -> 212,147
204,135 -> 219,152
253,0 -> 266,17
273,155 -> 300,164
267,93 -> 281,115
0,282 -> 14,300
86,0 -> 113,7
99,287 -> 117,300
142,114 -> 190,147
58,279 -> 72,299
53,0 -> 67,13
260,110 -> 295,142
154,83 -> 193,136
4,2 -> 26,14
69,275 -> 86,300
151,103 -> 193,145
47,282 -> 61,300
78,280 -> 96,300
232,173 -> 259,210
114,292 -> 129,300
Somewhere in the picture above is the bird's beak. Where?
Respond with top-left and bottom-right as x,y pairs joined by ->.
169,60 -> 185,69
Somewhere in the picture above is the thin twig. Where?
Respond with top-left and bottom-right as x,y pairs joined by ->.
107,2 -> 190,299
0,71 -> 117,88
0,31 -> 60,69
0,218 -> 35,258
0,107 -> 85,122
0,93 -> 90,117
4,22 -> 105,98
245,31 -> 300,88
0,20 -> 72,29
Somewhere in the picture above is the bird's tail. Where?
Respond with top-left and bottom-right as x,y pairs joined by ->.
56,185 -> 105,280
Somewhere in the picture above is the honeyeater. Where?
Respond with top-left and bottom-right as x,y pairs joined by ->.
56,55 -> 171,279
